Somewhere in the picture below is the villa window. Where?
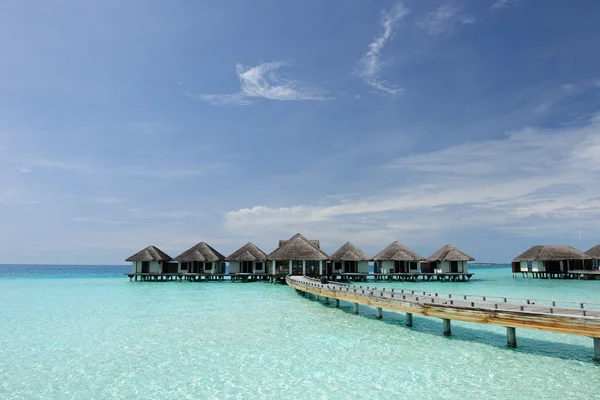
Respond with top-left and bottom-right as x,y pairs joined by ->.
255,262 -> 263,270
594,259 -> 599,269
410,262 -> 418,270
527,261 -> 533,271
205,262 -> 212,271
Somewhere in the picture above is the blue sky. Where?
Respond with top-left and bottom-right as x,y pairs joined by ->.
2,0 -> 600,264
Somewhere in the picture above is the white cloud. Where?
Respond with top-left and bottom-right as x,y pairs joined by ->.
224,113 -> 600,249
491,0 -> 520,10
534,80 -> 600,113
189,62 -> 330,105
417,2 -> 474,35
356,2 -> 408,96
11,167 -> 31,173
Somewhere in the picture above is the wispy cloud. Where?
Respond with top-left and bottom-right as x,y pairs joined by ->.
417,2 -> 474,35
534,80 -> 600,113
188,62 -> 330,105
118,163 -> 231,179
94,197 -> 124,205
224,112 -> 600,252
11,167 -> 31,173
356,2 -> 408,96
491,0 -> 520,10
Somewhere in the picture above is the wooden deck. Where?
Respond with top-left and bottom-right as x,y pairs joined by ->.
287,275 -> 600,360
329,272 -> 473,282
513,270 -> 600,279
126,272 -> 284,283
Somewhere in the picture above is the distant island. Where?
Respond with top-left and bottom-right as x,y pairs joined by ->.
469,262 -> 509,266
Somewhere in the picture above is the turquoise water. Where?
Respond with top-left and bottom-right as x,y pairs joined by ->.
1,265 -> 599,399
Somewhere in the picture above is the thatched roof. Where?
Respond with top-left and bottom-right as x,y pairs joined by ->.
173,242 -> 225,262
126,246 -> 172,262
330,242 -> 370,261
427,245 -> 474,262
585,245 -> 600,259
226,242 -> 267,262
513,245 -> 591,262
278,233 -> 320,249
267,233 -> 330,261
372,241 -> 424,261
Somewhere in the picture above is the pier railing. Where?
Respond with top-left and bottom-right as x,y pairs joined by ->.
315,282 -> 600,312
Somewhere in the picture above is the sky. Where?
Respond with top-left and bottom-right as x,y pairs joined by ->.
2,0 -> 600,264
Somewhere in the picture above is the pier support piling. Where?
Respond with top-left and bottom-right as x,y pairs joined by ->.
376,307 -> 383,319
443,319 -> 451,336
324,297 -> 330,305
334,299 -> 340,308
406,313 -> 413,327
507,327 -> 517,348
594,338 -> 600,361
353,303 -> 359,314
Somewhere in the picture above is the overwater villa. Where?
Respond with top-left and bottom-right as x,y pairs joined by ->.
372,241 -> 424,274
329,242 -> 371,274
512,245 -> 593,278
267,233 -> 330,276
422,244 -> 474,274
126,245 -> 175,274
585,245 -> 600,270
173,242 -> 226,274
226,242 -> 268,274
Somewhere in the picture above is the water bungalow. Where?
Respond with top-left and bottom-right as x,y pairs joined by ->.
422,244 -> 473,274
372,241 -> 424,274
126,245 -> 175,274
226,242 -> 268,274
267,233 -> 330,276
173,242 -> 226,274
329,242 -> 371,274
585,245 -> 600,270
512,245 -> 593,278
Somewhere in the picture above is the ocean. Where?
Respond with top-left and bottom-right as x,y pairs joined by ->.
1,265 -> 599,399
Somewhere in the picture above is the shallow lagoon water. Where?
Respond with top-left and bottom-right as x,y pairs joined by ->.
1,265 -> 599,399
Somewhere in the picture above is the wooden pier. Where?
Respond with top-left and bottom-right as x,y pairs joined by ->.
287,275 -> 600,360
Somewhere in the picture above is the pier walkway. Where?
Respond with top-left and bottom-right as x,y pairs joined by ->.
287,275 -> 600,360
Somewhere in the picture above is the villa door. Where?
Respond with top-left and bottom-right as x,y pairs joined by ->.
241,261 -> 252,273
450,261 -> 459,273
141,261 -> 149,273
